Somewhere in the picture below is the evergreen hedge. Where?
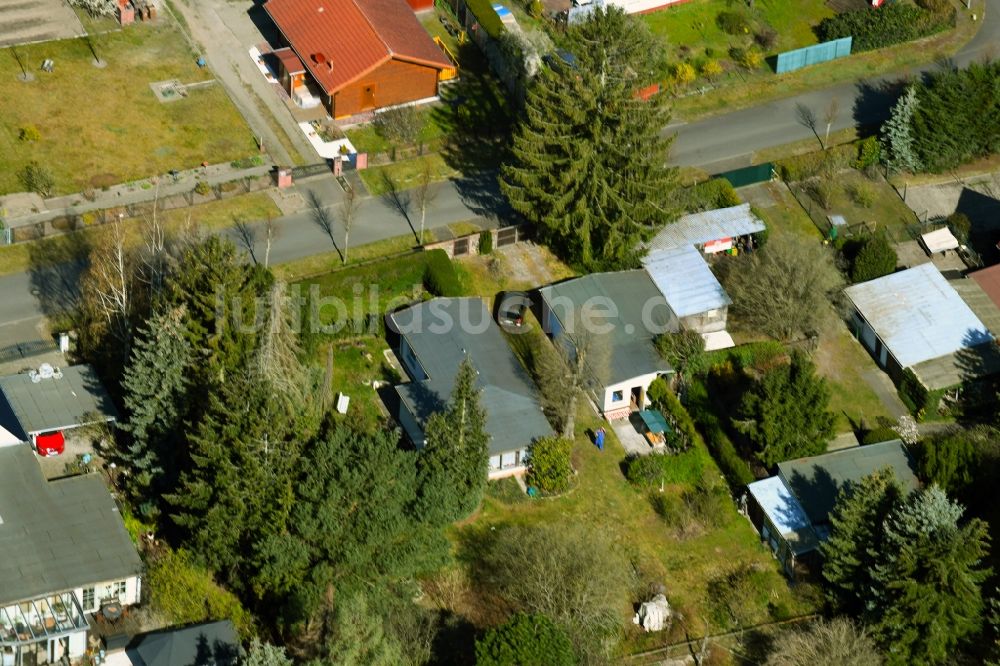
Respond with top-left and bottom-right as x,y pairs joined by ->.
817,3 -> 953,53
423,249 -> 463,297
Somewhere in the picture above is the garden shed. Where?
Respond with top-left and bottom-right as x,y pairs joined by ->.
642,245 -> 732,336
844,263 -> 997,390
645,204 -> 766,255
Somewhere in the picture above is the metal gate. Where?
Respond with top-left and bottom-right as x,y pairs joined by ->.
496,227 -> 517,247
713,163 -> 774,189
453,237 -> 470,256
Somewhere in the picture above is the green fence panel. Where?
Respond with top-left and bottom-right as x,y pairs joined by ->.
775,37 -> 852,74
713,163 -> 774,188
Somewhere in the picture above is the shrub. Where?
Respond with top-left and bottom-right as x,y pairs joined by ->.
739,47 -> 764,70
849,181 -> 876,208
897,368 -> 945,419
685,381 -> 754,488
526,437 -> 573,494
422,248 -> 463,296
754,24 -> 778,51
707,564 -> 774,628
146,549 -> 254,639
20,162 -> 56,197
374,105 -> 425,147
624,448 -> 706,487
717,10 -> 751,35
854,136 -> 882,169
850,234 -> 897,283
648,377 -> 697,451
807,180 -> 835,209
478,229 -> 494,255
651,480 -> 730,536
946,212 -> 971,244
672,62 -> 697,87
655,329 -> 708,378
694,177 -> 741,210
194,180 -> 212,196
528,0 -> 543,18
230,155 -> 265,169
701,59 -> 723,80
817,3 -> 953,52
476,612 -> 575,666
861,426 -> 899,445
18,125 -> 41,142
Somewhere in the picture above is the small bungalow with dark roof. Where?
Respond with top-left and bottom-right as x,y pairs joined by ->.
0,363 -> 118,455
745,440 -> 920,577
537,271 -> 675,421
264,0 -> 452,118
0,446 -> 142,665
388,298 -> 554,478
102,621 -> 242,666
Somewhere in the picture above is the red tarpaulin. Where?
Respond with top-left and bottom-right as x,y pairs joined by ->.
36,432 -> 65,457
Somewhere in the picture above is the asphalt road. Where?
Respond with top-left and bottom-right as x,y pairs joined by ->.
669,0 -> 999,171
1,3 -> 998,347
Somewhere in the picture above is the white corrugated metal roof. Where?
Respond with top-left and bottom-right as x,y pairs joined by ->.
642,245 -> 731,317
921,227 -> 959,253
845,263 -> 993,368
647,203 -> 766,252
747,476 -> 818,555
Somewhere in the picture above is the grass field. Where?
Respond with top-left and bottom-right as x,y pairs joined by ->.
0,21 -> 256,195
0,192 -> 280,276
791,170 -> 917,241
644,0 -> 834,62
359,155 -> 460,196
316,336 -> 398,432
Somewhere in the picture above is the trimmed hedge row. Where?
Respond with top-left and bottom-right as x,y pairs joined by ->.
423,248 -> 463,297
685,381 -> 755,488
897,368 -> 946,420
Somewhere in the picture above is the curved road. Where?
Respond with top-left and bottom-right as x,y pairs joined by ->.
669,0 -> 999,171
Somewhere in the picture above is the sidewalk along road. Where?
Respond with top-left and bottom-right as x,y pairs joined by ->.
669,0 -> 999,171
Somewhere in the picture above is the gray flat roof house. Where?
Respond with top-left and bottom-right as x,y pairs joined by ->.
537,271 -> 674,420
388,298 -> 554,479
107,621 -> 242,666
0,446 -> 143,665
745,440 -> 920,577
0,364 -> 118,445
844,263 -> 998,390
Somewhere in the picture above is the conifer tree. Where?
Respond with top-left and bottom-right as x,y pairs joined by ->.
417,358 -> 489,524
119,305 -> 190,495
821,468 -> 905,616
736,352 -> 835,467
500,7 -> 678,270
881,86 -> 923,174
873,486 -> 991,664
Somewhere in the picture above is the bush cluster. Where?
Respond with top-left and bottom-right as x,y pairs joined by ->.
685,381 -> 755,487
717,10 -> 752,35
423,249 -> 463,297
624,448 -> 706,487
861,426 -> 899,445
850,234 -> 897,283
693,177 -> 741,210
817,3 -> 953,52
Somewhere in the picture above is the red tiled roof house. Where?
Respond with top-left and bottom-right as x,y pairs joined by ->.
265,0 -> 452,119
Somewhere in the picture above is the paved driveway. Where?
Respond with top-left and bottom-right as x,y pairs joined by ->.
0,0 -> 84,48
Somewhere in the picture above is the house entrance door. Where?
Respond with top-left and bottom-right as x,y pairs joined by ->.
360,84 -> 376,110
630,386 -> 643,411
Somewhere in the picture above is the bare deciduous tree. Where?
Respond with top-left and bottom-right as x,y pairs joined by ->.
255,281 -> 306,402
764,617 -> 881,666
85,220 -> 135,352
233,216 -> 259,265
718,235 -> 843,341
339,186 -> 360,264
823,98 -> 840,150
412,159 -> 438,245
536,317 -> 609,439
795,103 -> 822,149
263,215 -> 276,268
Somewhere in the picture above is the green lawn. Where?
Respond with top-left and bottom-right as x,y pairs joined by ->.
316,336 -> 398,432
791,170 -> 918,241
0,21 -> 256,195
358,155 -> 460,196
815,325 -> 896,433
753,181 -> 824,241
644,0 -> 834,62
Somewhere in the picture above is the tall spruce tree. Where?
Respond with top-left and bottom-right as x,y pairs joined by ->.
118,305 -> 190,496
500,7 -> 678,270
167,374 -> 307,594
881,86 -> 923,174
416,358 -> 490,525
736,351 -> 836,467
821,468 -> 905,616
873,486 -> 991,664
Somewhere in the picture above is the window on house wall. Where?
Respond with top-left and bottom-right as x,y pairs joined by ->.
81,588 -> 95,612
612,390 -> 624,402
113,581 -> 127,599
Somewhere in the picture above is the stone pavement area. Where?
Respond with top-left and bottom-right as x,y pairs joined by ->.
903,171 -> 1000,265
610,414 -> 657,457
0,0 -> 84,48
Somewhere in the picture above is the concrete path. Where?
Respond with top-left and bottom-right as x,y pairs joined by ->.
860,368 -> 910,421
669,0 -> 999,170
161,0 -> 315,166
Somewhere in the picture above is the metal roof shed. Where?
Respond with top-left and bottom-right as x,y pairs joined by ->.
747,476 -> 818,555
642,245 -> 731,318
843,263 -> 993,368
646,204 -> 766,253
